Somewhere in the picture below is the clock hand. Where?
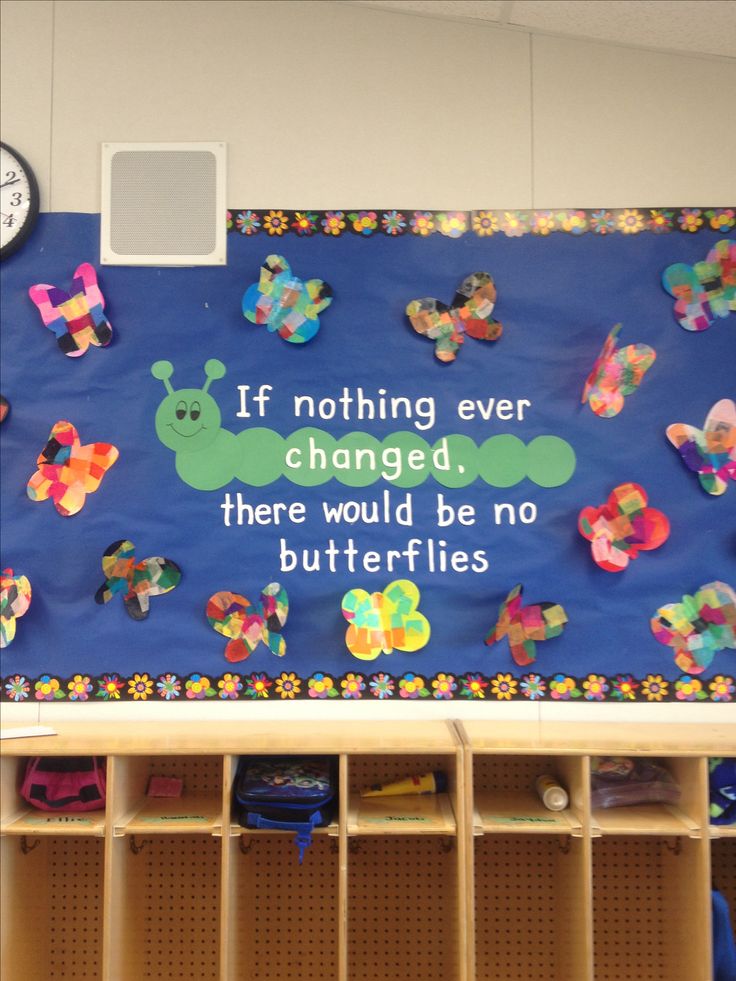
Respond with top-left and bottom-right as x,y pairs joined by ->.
0,178 -> 21,188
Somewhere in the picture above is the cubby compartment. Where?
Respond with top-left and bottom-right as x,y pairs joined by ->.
0,754 -> 107,835
346,752 -> 460,835
592,835 -> 710,981
0,834 -> 104,981
111,755 -> 224,835
107,833 -> 221,980
590,755 -> 706,836
471,753 -> 585,835
712,837 -> 736,936
224,833 -> 339,981
347,835 -> 460,981
474,833 -> 590,981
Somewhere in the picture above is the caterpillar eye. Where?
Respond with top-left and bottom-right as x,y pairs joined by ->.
190,401 -> 201,421
176,400 -> 187,420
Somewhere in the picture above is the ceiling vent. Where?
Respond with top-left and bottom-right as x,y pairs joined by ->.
100,142 -> 227,265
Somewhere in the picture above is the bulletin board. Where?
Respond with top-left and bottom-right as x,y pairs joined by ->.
1,207 -> 734,703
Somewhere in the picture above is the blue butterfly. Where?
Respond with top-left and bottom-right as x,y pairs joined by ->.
242,255 -> 333,344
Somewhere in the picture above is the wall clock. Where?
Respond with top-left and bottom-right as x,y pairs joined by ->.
1,141 -> 40,259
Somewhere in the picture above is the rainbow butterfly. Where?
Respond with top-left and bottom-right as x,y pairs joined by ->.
651,581 -> 736,674
27,420 -> 119,517
29,262 -> 112,356
1,568 -> 32,648
406,271 -> 502,363
242,255 -> 333,344
95,540 -> 181,621
578,482 -> 670,573
206,583 -> 288,662
666,398 -> 736,496
662,239 -> 735,331
581,323 -> 656,417
484,583 -> 567,666
341,579 -> 430,661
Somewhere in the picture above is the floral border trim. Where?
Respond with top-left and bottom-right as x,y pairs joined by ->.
2,670 -> 733,703
226,207 -> 735,239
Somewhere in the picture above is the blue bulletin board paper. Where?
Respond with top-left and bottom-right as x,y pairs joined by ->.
1,212 -> 734,703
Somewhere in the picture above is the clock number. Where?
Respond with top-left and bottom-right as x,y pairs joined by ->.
2,214 -> 17,227
9,192 -> 23,207
2,170 -> 19,187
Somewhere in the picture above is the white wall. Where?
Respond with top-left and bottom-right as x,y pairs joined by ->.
1,0 -> 734,725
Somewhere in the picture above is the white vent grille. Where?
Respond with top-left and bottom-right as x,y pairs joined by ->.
101,142 -> 226,266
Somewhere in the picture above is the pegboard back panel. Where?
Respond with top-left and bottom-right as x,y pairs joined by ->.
474,834 -> 588,981
117,834 -> 220,980
474,754 -> 567,794
712,838 -> 736,934
347,836 -> 460,981
347,754 -> 457,795
138,754 -> 224,795
0,836 -> 104,981
592,836 -> 707,981
228,835 -> 339,981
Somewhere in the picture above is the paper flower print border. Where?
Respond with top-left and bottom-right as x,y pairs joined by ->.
341,579 -> 430,660
662,239 -> 735,332
666,398 -> 735,496
27,420 -> 119,516
484,583 -> 568,666
242,255 -> 333,344
581,323 -> 656,418
578,482 -> 670,572
1,569 -> 32,648
95,541 -> 182,621
207,583 -> 289,662
651,581 -> 736,674
406,271 -> 502,363
29,262 -> 112,356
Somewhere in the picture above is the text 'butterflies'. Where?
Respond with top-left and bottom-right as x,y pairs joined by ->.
242,255 -> 333,344
207,584 -> 288,662
651,581 -> 736,674
27,420 -> 119,517
666,398 -> 735,496
95,540 -> 181,621
485,583 -> 567,666
406,271 -> 502,363
341,579 -> 430,660
578,482 -> 670,572
0,569 -> 32,648
29,262 -> 112,356
581,323 -> 656,417
662,239 -> 735,331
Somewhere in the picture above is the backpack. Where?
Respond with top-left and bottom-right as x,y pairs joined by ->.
234,756 -> 336,863
20,756 -> 106,812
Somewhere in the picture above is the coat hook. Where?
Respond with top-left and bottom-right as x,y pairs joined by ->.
239,835 -> 253,855
663,838 -> 681,856
129,836 -> 151,854
557,837 -> 571,854
20,835 -> 40,854
440,837 -> 455,853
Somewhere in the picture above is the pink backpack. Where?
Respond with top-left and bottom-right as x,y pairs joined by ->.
21,756 -> 106,811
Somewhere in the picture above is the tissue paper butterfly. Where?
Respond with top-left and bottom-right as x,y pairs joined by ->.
0,568 -> 32,648
406,271 -> 502,363
484,583 -> 568,667
206,583 -> 288,662
578,482 -> 670,573
651,580 -> 736,674
666,398 -> 736,496
27,420 -> 119,517
94,540 -> 182,621
662,239 -> 735,332
29,262 -> 113,356
242,255 -> 333,344
581,323 -> 656,417
341,579 -> 430,661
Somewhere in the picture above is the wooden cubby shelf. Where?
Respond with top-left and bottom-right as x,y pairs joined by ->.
1,720 -> 734,981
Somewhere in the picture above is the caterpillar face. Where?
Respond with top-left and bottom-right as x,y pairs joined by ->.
154,387 -> 222,453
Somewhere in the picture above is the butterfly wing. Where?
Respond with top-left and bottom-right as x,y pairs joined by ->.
667,399 -> 736,495
382,579 -> 430,654
0,569 -> 32,649
582,325 -> 621,408
95,539 -> 136,605
406,298 -> 461,363
257,582 -> 289,656
123,557 -> 182,620
484,584 -> 522,647
207,591 -> 265,662
451,272 -> 503,344
242,255 -> 291,327
342,587 -> 385,660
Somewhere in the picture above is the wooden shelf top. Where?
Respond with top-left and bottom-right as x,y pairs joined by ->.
1,808 -> 106,837
347,791 -> 457,835
0,720 -> 459,756
592,803 -> 700,836
115,795 -> 222,835
460,721 -> 736,755
474,788 -> 581,835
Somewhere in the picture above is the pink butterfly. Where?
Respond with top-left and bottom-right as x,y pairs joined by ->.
29,262 -> 112,356
666,398 -> 736,496
581,324 -> 656,418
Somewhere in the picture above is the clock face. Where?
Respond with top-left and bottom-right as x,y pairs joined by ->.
1,142 -> 40,259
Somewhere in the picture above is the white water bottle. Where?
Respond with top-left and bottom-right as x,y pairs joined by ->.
535,774 -> 568,811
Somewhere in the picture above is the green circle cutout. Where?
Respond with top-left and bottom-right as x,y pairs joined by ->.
527,435 -> 576,487
477,434 -> 527,487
